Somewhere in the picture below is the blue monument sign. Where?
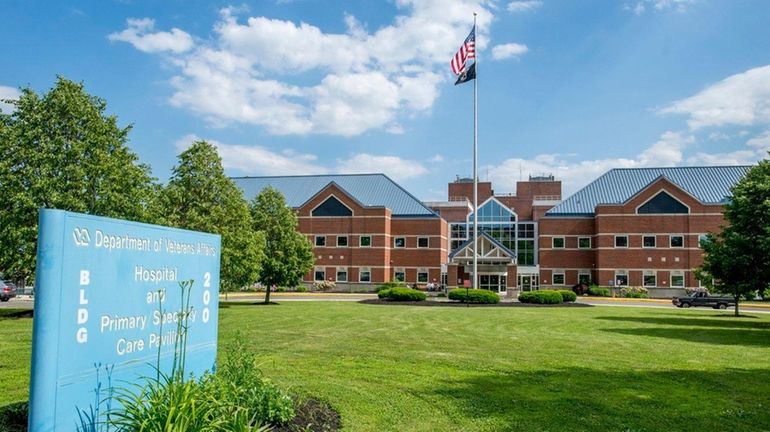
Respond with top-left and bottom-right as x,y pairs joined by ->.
29,210 -> 221,431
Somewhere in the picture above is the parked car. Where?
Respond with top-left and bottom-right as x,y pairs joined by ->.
1,280 -> 17,302
672,291 -> 734,309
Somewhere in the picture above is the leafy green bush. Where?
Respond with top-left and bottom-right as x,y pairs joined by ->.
377,281 -> 403,292
382,287 -> 427,301
588,286 -> 611,297
763,288 -> 770,301
518,290 -> 563,304
558,290 -> 577,302
377,288 -> 392,299
295,285 -> 308,293
448,289 -> 501,304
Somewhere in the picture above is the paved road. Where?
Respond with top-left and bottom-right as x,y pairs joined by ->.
5,293 -> 770,314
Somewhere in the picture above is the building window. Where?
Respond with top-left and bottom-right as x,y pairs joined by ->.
671,271 -> 685,288
615,235 -> 628,248
578,237 -> 591,249
359,267 -> 371,283
394,237 -> 406,248
312,196 -> 352,217
643,271 -> 656,287
394,268 -> 405,282
337,236 -> 348,247
578,273 -> 591,285
615,271 -> 628,287
315,236 -> 326,247
336,268 -> 348,282
698,234 -> 709,248
643,235 -> 656,248
553,272 -> 565,285
670,235 -> 684,248
552,237 -> 565,249
360,235 -> 371,247
314,268 -> 325,281
418,237 -> 429,248
417,269 -> 428,283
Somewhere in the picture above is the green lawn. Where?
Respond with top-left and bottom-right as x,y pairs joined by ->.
3,303 -> 770,431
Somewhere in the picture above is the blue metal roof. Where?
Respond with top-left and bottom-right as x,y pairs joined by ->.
546,166 -> 752,216
232,174 -> 437,217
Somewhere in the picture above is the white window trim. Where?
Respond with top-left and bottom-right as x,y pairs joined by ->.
615,235 -> 629,248
552,271 -> 566,285
417,237 -> 429,248
394,237 -> 406,248
336,267 -> 348,282
578,237 -> 591,249
614,270 -> 629,287
671,273 -> 685,288
642,235 -> 656,248
359,235 -> 372,247
578,272 -> 591,284
336,235 -> 349,247
315,236 -> 326,247
314,267 -> 325,281
669,234 -> 684,248
643,271 -> 657,288
394,268 -> 406,282
552,237 -> 566,249
417,268 -> 429,283
359,267 -> 371,283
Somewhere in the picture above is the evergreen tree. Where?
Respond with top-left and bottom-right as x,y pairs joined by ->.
250,187 -> 314,304
0,77 -> 158,282
697,155 -> 770,316
161,140 -> 264,293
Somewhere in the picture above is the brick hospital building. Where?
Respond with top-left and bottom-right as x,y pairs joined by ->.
234,165 -> 750,296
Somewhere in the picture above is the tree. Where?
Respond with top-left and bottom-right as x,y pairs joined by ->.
0,77 -> 158,282
250,187 -> 314,304
161,140 -> 264,294
696,155 -> 770,316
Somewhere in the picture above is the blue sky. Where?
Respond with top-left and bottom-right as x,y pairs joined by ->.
2,0 -> 770,200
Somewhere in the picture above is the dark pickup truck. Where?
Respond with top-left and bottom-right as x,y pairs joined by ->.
672,291 -> 734,309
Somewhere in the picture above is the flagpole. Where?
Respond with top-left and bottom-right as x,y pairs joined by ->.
472,12 -> 478,291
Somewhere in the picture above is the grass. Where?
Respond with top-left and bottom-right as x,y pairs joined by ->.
3,303 -> 770,431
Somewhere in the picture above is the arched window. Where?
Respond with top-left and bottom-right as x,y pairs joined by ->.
638,191 -> 688,214
312,196 -> 353,217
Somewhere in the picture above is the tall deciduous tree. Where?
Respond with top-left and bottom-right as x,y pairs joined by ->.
0,77 -> 158,282
250,187 -> 314,304
697,155 -> 770,316
161,140 -> 264,294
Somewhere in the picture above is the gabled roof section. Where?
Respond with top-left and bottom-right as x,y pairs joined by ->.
546,166 -> 752,216
232,173 -> 438,217
449,231 -> 517,261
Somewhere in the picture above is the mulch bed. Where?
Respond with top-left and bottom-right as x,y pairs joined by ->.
359,299 -> 592,307
275,398 -> 341,432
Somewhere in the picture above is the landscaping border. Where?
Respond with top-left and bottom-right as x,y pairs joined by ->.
359,299 -> 592,307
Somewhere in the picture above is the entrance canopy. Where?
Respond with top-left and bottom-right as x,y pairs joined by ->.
449,231 -> 516,265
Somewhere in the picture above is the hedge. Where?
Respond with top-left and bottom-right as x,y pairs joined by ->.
381,287 -> 426,301
448,289 -> 501,304
588,286 -> 611,297
518,290 -> 563,304
377,281 -> 403,292
558,290 -> 577,302
377,288 -> 392,299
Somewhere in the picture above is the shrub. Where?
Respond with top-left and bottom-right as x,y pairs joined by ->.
377,288 -> 392,299
295,285 -> 308,293
620,286 -> 648,298
382,287 -> 426,301
275,286 -> 286,292
312,280 -> 335,291
763,288 -> 770,301
558,290 -> 577,302
448,289 -> 501,304
518,290 -> 563,304
588,286 -> 611,297
377,281 -> 404,292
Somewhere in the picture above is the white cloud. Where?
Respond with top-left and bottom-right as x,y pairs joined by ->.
628,0 -> 695,15
0,85 -> 20,114
747,130 -> 770,152
336,153 -> 428,180
110,1 -> 499,136
659,65 -> 770,130
175,134 -> 428,181
488,131 -> 704,197
108,18 -> 193,53
491,43 -> 528,60
507,1 -> 543,13
429,154 -> 444,163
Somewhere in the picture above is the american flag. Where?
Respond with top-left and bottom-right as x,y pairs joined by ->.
450,26 -> 476,75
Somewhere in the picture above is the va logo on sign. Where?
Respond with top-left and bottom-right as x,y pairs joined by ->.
72,228 -> 91,247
